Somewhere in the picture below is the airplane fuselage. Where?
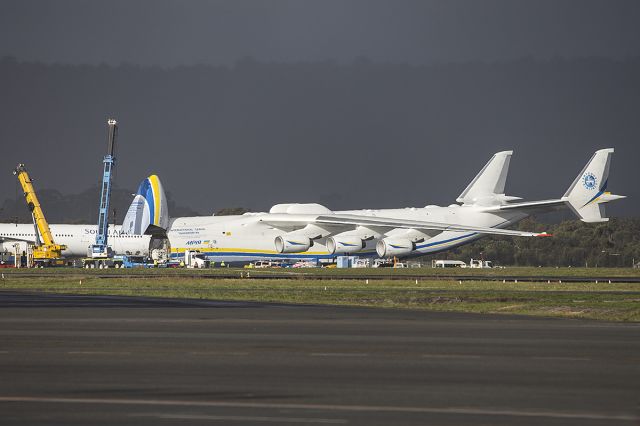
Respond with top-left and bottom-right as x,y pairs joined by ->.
0,205 -> 526,262
0,224 -> 150,257
166,205 -> 528,262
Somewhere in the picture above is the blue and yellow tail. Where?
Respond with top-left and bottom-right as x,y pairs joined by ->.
122,175 -> 169,235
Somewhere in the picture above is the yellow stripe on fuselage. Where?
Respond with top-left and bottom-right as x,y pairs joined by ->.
170,232 -> 477,256
171,247 -> 330,255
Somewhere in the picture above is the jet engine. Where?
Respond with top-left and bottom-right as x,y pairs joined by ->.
376,238 -> 415,258
326,236 -> 365,255
274,235 -> 312,253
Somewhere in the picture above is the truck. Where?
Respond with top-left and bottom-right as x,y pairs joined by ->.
184,250 -> 210,268
114,255 -> 154,268
469,259 -> 492,268
433,260 -> 467,268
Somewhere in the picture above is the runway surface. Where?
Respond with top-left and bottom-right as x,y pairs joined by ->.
0,291 -> 638,425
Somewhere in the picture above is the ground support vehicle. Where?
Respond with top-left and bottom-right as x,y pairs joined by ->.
184,250 -> 211,268
115,255 -> 155,268
469,259 -> 492,268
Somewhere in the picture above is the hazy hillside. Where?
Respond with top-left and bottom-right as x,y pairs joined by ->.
0,185 -> 200,224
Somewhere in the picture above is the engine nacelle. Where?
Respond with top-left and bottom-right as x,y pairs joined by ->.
326,236 -> 365,255
275,235 -> 312,254
376,238 -> 415,258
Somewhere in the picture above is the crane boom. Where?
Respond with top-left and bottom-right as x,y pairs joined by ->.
89,119 -> 118,258
13,164 -> 66,265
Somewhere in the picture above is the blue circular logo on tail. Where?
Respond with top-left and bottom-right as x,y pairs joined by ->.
583,172 -> 597,190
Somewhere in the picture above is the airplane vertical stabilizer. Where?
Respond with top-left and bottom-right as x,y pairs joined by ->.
457,150 -> 513,205
122,175 -> 169,235
561,148 -> 624,222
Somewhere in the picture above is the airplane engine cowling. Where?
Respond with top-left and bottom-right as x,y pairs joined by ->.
275,235 -> 312,254
376,238 -> 415,258
326,236 -> 365,255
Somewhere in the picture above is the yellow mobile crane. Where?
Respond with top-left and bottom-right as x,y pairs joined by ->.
13,164 -> 67,267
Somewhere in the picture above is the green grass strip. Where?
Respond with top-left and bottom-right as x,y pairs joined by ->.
2,275 -> 639,322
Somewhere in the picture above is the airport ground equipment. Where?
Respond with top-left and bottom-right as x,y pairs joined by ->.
469,259 -> 492,268
114,254 -> 154,268
13,164 -> 67,267
0,250 -> 14,268
82,255 -> 152,269
433,259 -> 467,268
84,119 -> 118,268
184,250 -> 210,268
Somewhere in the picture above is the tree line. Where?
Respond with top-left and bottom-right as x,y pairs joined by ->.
418,217 -> 640,268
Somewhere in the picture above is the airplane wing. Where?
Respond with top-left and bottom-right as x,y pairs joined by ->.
259,213 -> 550,237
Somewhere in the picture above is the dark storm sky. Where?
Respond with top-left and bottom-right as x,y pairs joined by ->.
0,0 -> 638,217
3,0 -> 640,66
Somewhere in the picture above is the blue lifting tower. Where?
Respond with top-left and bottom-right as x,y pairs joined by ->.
89,119 -> 118,259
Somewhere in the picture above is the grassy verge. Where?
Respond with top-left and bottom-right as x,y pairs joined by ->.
257,266 -> 640,278
2,266 -> 640,278
2,275 -> 639,322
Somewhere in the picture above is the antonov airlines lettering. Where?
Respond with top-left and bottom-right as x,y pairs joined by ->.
0,149 -> 625,263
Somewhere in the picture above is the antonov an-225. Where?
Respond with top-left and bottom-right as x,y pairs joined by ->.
0,149 -> 625,264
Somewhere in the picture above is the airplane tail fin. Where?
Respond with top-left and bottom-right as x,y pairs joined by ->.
561,148 -> 625,223
457,151 -> 516,206
122,175 -> 170,235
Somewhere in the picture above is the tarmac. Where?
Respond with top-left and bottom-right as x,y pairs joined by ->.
0,291 -> 638,425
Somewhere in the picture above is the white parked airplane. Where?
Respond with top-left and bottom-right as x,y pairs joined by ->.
0,149 -> 625,263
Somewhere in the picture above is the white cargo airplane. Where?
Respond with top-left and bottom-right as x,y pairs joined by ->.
0,149 -> 625,263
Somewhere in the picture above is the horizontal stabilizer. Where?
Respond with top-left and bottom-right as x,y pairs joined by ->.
457,150 -> 513,205
483,199 -> 567,214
